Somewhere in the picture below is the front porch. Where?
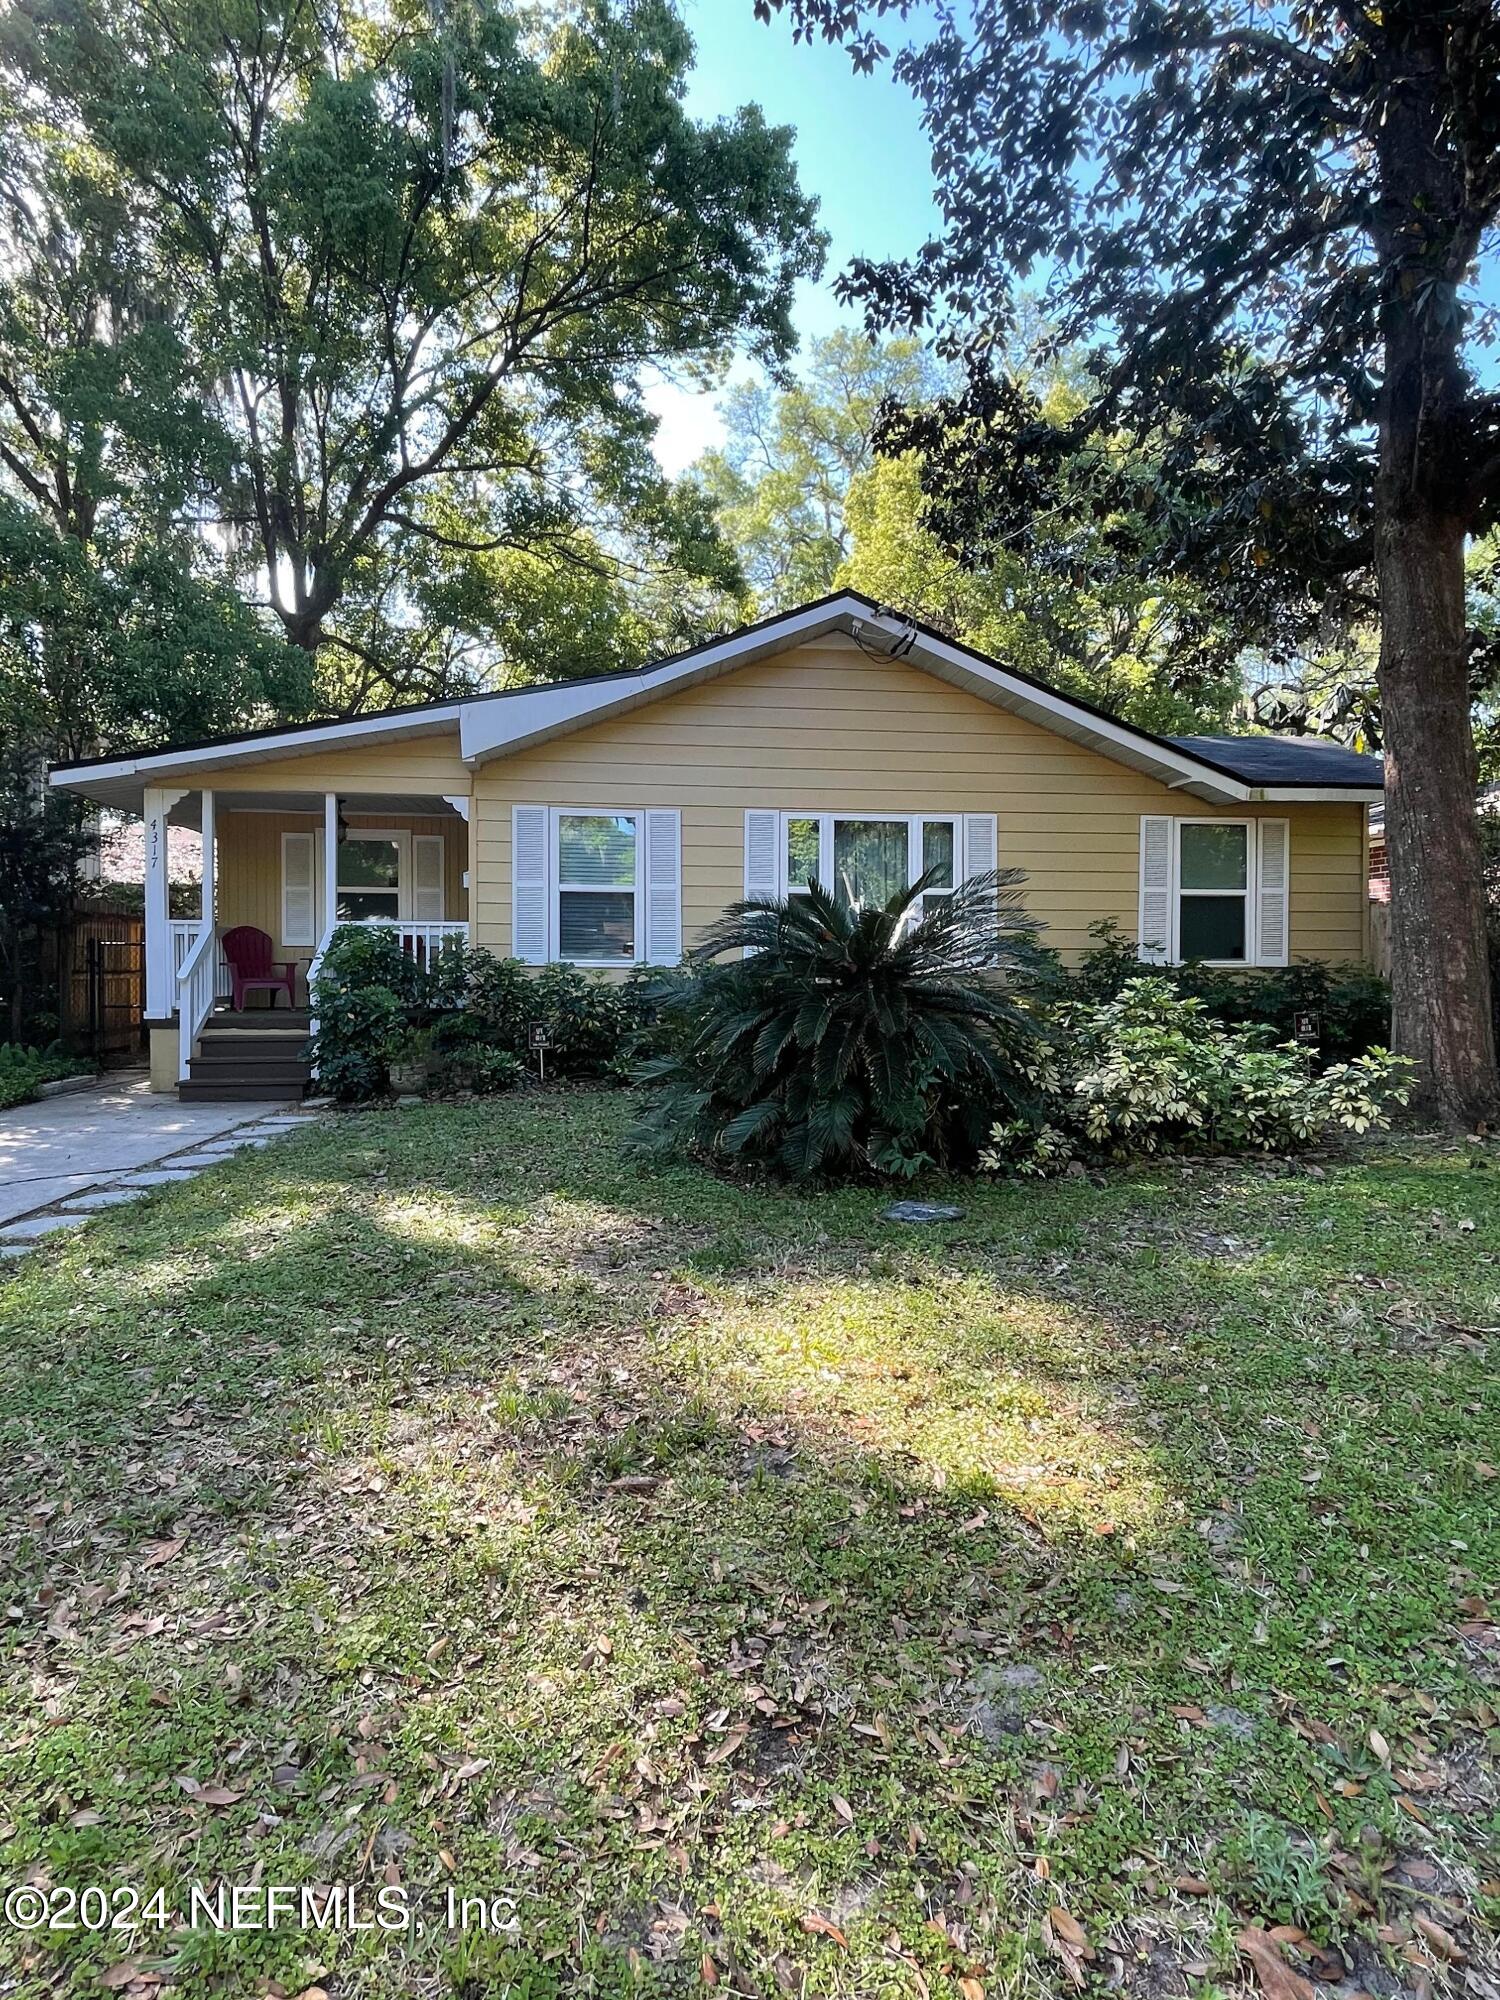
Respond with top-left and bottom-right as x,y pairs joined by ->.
146,785 -> 471,1095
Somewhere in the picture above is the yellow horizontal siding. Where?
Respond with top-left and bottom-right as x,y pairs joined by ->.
471,637 -> 1368,965
191,738 -> 469,794
173,636 -> 1369,970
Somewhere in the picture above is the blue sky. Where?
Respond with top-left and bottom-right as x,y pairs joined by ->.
647,4 -> 1500,474
645,1 -> 944,473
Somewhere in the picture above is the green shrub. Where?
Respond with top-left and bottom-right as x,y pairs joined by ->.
308,929 -> 656,1102
628,870 -> 1044,1180
1067,921 -> 1391,1062
439,1044 -> 525,1095
984,977 -> 1412,1174
301,931 -> 415,1100
0,1042 -> 91,1111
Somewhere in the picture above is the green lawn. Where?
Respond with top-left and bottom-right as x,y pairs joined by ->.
1,1092 -> 1496,2000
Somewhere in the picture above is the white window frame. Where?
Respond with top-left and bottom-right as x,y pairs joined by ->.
550,807 -> 643,968
1171,817 -> 1255,966
334,826 -> 410,924
777,810 -> 962,912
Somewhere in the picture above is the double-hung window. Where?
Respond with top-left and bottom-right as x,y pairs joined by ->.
556,812 -> 640,964
336,834 -> 402,923
777,812 -> 962,916
511,806 -> 682,968
1177,822 -> 1250,962
1138,816 -> 1290,967
280,825 -> 447,948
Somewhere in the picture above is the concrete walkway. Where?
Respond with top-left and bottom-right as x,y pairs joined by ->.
0,1072 -> 321,1240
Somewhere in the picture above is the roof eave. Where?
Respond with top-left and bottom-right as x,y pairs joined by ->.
48,592 -> 1382,815
1256,785 -> 1384,804
49,707 -> 463,813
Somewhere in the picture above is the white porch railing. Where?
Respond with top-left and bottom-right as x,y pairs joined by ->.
169,920 -> 232,1000
176,925 -> 220,1082
383,919 -> 469,963
306,918 -> 468,991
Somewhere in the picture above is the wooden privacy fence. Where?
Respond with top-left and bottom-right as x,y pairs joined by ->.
61,909 -> 145,1057
1367,898 -> 1391,976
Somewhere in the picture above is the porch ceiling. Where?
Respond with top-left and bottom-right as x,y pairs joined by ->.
163,791 -> 462,827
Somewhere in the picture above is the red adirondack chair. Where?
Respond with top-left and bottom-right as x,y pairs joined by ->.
221,926 -> 298,1012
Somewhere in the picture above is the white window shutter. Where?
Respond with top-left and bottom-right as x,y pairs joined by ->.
412,835 -> 445,921
962,813 -> 998,882
643,810 -> 682,965
744,810 -> 780,901
1257,818 -> 1290,966
1138,816 -> 1174,963
512,805 -> 549,963
282,831 -> 315,947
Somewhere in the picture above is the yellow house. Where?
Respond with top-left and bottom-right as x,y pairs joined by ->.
49,593 -> 1382,1097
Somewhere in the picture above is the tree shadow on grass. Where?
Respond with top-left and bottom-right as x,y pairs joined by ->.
0,1098 -> 1495,1999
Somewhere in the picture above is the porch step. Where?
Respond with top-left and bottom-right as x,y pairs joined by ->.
183,1017 -> 314,1101
206,1008 -> 311,1031
190,1060 -> 310,1084
179,1078 -> 308,1102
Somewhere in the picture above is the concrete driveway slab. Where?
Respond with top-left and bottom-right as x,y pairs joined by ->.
0,1074 -> 290,1227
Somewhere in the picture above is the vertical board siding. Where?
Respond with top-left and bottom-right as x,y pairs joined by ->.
470,638 -> 1369,965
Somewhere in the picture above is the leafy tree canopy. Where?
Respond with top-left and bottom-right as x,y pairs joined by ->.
838,448 -> 1241,735
1,0 -> 823,720
692,328 -> 942,606
696,329 -> 1241,730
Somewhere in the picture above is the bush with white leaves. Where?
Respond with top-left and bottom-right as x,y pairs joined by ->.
983,978 -> 1411,1175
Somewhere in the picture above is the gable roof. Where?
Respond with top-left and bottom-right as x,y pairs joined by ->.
50,590 -> 1384,812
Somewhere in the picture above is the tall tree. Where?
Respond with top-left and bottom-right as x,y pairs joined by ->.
697,326 -> 1239,726
838,448 -> 1242,735
2,0 -> 821,708
765,0 -> 1500,1122
0,55 -> 312,755
693,329 -> 942,607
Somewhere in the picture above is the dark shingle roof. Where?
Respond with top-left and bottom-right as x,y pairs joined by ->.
1169,734 -> 1383,788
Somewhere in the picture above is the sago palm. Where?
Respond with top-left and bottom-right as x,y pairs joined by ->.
631,868 -> 1043,1178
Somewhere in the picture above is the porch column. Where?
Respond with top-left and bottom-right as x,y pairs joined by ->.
143,786 -> 186,1017
443,792 -> 473,941
200,787 -> 216,939
322,792 -> 339,944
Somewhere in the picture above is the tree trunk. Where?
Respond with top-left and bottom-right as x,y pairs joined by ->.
1376,506 -> 1499,1125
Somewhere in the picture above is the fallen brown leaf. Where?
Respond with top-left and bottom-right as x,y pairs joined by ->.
1413,1915 -> 1466,1964
800,1913 -> 849,1948
1050,1908 -> 1089,1951
703,1727 -> 747,1767
1237,1926 -> 1316,2000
